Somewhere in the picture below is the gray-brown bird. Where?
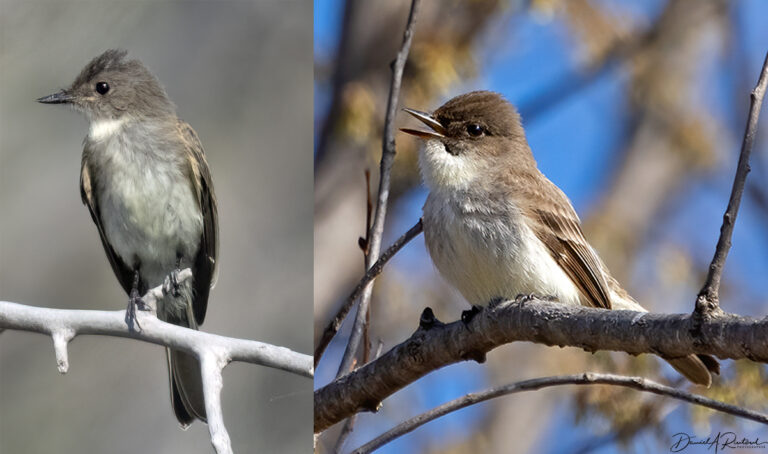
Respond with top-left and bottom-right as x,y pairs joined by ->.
402,90 -> 718,386
38,49 -> 218,425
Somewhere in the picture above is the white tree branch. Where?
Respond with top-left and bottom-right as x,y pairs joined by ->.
0,268 -> 313,454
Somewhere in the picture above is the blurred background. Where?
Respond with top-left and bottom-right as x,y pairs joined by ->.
314,0 -> 768,453
0,1 -> 312,453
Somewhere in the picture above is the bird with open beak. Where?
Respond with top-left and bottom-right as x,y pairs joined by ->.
402,90 -> 719,386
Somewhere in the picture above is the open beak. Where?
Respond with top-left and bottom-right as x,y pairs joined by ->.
400,108 -> 446,139
37,90 -> 74,104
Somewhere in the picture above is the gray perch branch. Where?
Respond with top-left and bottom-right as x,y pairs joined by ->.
350,373 -> 768,453
0,268 -> 313,454
314,297 -> 768,432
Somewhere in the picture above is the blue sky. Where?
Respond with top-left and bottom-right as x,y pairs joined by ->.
315,1 -> 768,452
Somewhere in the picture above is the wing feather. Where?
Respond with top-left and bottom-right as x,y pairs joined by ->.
177,120 -> 219,325
80,155 -> 138,294
523,179 -> 612,309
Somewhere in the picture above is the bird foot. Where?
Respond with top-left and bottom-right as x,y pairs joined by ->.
515,293 -> 540,305
163,268 -> 183,298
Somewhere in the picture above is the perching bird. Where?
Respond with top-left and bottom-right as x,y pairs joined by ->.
402,90 -> 718,386
38,49 -> 219,425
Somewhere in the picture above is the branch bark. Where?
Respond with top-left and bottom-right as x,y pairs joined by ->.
696,50 -> 768,316
350,373 -> 768,453
0,270 -> 313,454
314,297 -> 768,432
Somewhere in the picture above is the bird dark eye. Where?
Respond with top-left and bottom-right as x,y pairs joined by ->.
95,82 -> 110,95
466,124 -> 483,137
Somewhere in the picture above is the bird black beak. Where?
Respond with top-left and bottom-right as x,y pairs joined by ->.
401,108 -> 447,139
37,90 -> 74,104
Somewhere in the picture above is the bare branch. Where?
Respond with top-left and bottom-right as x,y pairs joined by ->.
350,373 -> 768,453
0,270 -> 313,454
200,352 -> 232,454
696,50 -> 768,316
314,297 -> 768,432
335,0 -> 422,377
314,219 -> 423,366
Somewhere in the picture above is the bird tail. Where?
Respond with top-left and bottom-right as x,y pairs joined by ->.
609,286 -> 719,387
159,284 -> 207,428
168,347 -> 207,428
665,355 -> 719,387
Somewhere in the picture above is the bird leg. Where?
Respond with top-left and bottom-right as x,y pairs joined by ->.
163,255 -> 183,298
126,270 -> 149,331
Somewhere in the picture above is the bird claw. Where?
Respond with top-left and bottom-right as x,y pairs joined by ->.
515,293 -> 539,305
163,269 -> 182,298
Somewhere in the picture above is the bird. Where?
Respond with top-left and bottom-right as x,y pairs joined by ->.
401,90 -> 718,386
37,49 -> 219,426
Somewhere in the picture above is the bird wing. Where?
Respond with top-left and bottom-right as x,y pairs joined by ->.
80,155 -> 138,294
524,179 -> 612,310
177,120 -> 219,326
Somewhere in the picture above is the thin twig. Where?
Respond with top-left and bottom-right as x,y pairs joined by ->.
314,219 -> 423,367
333,415 -> 358,454
314,297 -> 768,432
334,170 -> 377,453
349,373 -> 768,453
336,0 -> 421,378
362,170 -> 373,364
359,169 -> 372,254
696,50 -> 768,316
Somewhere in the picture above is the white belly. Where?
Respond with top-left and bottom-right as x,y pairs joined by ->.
96,142 -> 203,286
423,193 -> 581,306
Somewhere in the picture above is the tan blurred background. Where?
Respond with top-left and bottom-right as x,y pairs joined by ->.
0,1 -> 312,453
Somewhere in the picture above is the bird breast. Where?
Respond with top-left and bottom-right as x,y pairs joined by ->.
422,190 -> 582,307
89,127 -> 203,285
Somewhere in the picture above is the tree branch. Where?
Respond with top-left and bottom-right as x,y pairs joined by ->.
314,297 -> 768,432
314,219 -> 423,366
349,372 -> 768,453
696,50 -> 768,316
336,0 -> 421,376
0,269 -> 313,454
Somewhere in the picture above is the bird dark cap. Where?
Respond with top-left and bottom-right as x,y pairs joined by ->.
435,91 -> 523,138
71,49 -> 131,89
59,49 -> 175,119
